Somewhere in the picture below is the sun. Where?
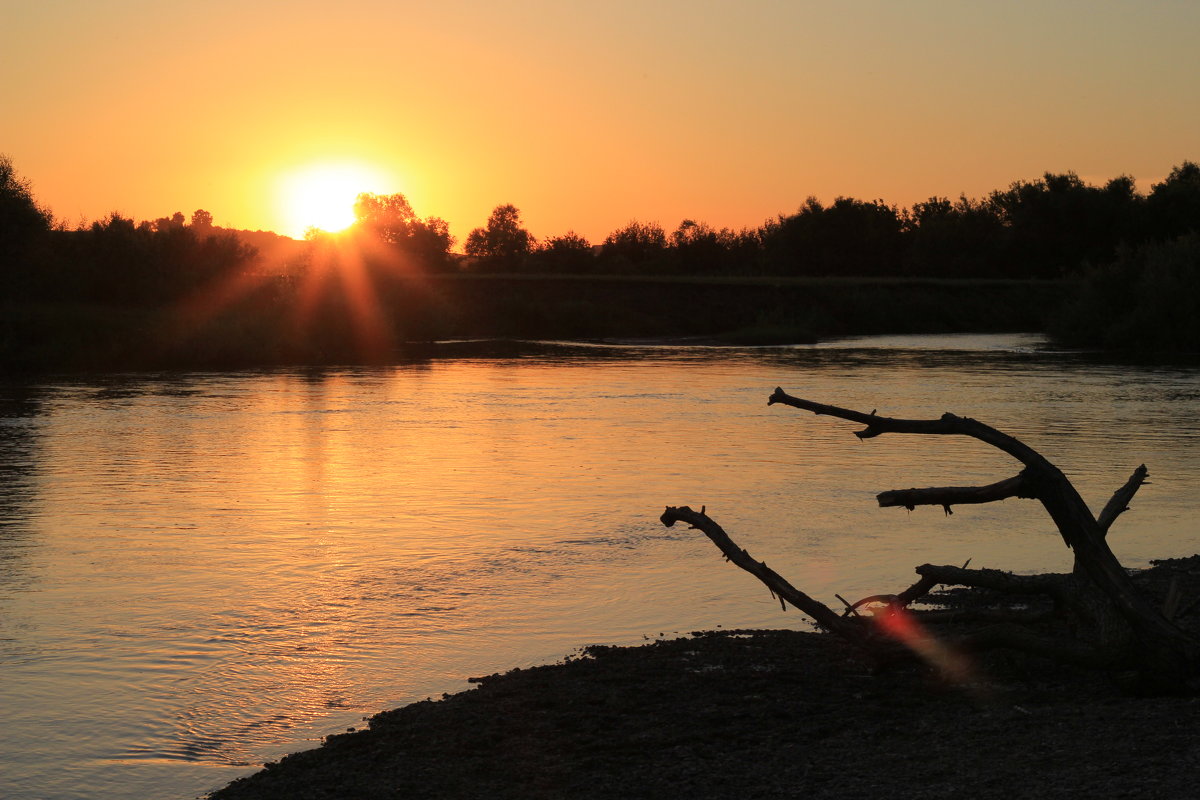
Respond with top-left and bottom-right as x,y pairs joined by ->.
277,162 -> 393,238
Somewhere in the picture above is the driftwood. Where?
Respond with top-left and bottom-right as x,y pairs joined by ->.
660,389 -> 1200,694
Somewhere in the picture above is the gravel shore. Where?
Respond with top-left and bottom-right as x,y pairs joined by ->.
209,557 -> 1200,800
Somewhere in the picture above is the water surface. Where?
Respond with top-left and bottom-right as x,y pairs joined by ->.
2,333 -> 1198,799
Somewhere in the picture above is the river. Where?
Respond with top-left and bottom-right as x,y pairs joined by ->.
1,333 -> 1198,799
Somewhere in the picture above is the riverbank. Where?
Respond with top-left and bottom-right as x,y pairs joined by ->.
209,556 -> 1200,800
2,276 -> 1068,373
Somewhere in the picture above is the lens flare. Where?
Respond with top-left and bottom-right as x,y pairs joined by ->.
872,604 -> 981,691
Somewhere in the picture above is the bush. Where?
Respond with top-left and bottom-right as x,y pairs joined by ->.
1052,234 -> 1200,352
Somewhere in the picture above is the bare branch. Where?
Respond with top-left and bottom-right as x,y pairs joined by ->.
660,506 -> 863,642
1097,465 -> 1150,536
844,594 -> 902,615
895,574 -> 940,606
767,388 -> 1200,667
767,387 -> 1050,469
767,389 -> 959,440
877,472 -> 1033,512
845,575 -> 940,616
651,391 -> 1200,689
915,563 -> 1066,599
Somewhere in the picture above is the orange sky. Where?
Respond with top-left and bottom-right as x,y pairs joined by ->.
5,1 -> 1199,242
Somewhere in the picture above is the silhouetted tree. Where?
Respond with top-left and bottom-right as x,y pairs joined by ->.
1053,233 -> 1200,352
903,195 -> 1007,277
152,212 -> 186,233
723,227 -> 767,276
464,204 -> 535,271
191,209 -> 214,233
1145,162 -> 1200,242
0,156 -> 53,295
530,231 -> 594,273
600,220 -> 668,272
668,219 -> 729,274
352,192 -> 454,269
761,197 -> 904,276
1096,175 -> 1144,252
409,216 -> 454,269
56,211 -> 255,305
353,193 -> 417,244
987,171 -> 1142,278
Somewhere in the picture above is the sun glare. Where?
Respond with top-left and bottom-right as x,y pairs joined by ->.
278,163 -> 392,239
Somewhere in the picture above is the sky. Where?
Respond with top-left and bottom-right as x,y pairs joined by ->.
4,0 -> 1199,242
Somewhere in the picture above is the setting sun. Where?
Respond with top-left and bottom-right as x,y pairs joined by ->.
277,163 -> 394,239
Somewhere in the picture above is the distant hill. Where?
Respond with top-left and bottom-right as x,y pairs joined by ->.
216,227 -> 307,271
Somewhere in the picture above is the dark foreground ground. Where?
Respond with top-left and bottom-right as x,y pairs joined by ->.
210,557 -> 1200,800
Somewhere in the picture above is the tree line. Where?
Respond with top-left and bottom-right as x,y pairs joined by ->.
2,158 -> 259,306
2,155 -> 1197,351
453,164 -> 1200,280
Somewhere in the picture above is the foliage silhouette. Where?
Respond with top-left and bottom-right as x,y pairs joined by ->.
986,171 -> 1142,279
531,231 -> 595,273
351,192 -> 454,270
667,220 -> 754,275
1145,161 -> 1200,242
0,156 -> 53,294
761,196 -> 905,277
903,195 -> 1007,277
465,204 -> 535,271
191,209 -> 214,232
600,220 -> 668,272
5,153 -> 1200,369
1053,234 -> 1200,352
50,212 -> 256,305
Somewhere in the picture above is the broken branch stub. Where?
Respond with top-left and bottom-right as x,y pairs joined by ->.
1096,465 -> 1150,536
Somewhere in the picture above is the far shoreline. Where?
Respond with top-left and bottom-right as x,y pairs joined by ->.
2,276 -> 1069,375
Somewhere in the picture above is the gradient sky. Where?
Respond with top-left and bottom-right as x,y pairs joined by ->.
4,0 -> 1198,241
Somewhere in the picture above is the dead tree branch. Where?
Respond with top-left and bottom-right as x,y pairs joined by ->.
877,473 -> 1033,513
659,505 -> 863,642
766,388 -> 1197,685
1097,465 -> 1150,536
663,389 -> 1200,692
913,564 -> 1066,599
